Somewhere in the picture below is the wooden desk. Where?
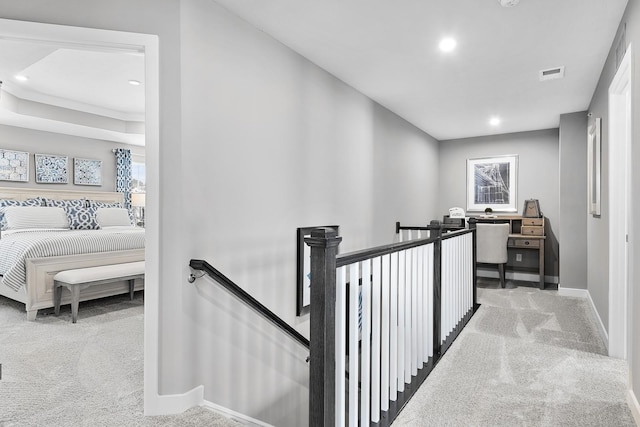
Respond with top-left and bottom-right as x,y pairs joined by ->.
507,234 -> 545,289
471,216 -> 546,289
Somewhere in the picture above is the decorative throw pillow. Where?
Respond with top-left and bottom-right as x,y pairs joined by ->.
66,206 -> 100,230
90,201 -> 134,225
0,198 -> 44,230
4,206 -> 69,229
89,200 -> 123,209
95,207 -> 133,228
46,198 -> 86,209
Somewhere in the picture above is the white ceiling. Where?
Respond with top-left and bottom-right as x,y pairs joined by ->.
0,38 -> 145,145
0,1 -> 628,144
212,0 -> 628,140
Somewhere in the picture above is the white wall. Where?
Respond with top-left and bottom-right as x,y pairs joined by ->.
0,124 -> 144,191
179,1 -> 440,424
439,129 -> 560,278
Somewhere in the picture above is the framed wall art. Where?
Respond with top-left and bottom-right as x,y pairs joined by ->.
74,158 -> 103,186
35,153 -> 68,184
0,149 -> 29,182
466,155 -> 518,212
296,225 -> 340,316
588,118 -> 601,216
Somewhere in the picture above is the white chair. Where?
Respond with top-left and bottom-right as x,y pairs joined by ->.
476,223 -> 510,288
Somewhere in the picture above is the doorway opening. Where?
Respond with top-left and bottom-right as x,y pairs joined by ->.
0,18 -> 160,414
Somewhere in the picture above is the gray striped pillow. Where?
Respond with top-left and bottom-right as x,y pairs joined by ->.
4,207 -> 69,230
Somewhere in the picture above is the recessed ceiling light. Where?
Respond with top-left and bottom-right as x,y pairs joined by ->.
439,38 -> 457,53
490,117 -> 501,126
15,75 -> 29,82
128,80 -> 141,86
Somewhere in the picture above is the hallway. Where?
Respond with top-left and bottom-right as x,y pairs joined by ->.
392,283 -> 636,426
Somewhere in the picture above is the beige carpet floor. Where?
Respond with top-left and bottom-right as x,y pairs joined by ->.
0,291 -> 240,426
392,282 -> 637,426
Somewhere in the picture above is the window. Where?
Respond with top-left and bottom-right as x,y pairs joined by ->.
132,160 -> 145,193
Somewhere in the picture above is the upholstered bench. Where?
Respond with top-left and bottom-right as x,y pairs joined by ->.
53,261 -> 145,323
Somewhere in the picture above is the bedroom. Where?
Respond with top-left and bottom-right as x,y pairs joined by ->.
0,38 -> 147,318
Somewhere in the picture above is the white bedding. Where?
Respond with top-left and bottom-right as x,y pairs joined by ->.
0,227 -> 145,291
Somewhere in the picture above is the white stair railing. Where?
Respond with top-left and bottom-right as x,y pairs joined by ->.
306,221 -> 478,427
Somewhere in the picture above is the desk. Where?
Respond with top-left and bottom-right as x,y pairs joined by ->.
471,216 -> 546,289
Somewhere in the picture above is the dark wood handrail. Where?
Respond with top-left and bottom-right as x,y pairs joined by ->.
189,259 -> 310,349
336,236 -> 438,268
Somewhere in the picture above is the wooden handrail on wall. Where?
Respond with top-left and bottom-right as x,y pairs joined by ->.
189,259 -> 310,349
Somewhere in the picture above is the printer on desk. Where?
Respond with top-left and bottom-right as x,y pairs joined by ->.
443,207 -> 467,230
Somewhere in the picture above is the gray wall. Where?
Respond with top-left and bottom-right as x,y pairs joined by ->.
588,0 -> 640,405
439,129 -> 560,279
558,112 -> 588,290
0,124 -> 144,191
179,1 -> 440,424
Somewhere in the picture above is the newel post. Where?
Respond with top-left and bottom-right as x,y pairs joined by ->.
429,220 -> 443,357
305,227 -> 342,427
468,218 -> 479,309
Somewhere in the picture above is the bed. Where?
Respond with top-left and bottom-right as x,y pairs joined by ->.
0,187 -> 145,320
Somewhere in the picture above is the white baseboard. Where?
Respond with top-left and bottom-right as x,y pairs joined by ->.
144,385 -> 204,416
557,287 -> 609,352
143,386 -> 269,426
203,400 -> 274,427
627,389 -> 640,426
557,287 -> 588,298
477,269 -> 558,284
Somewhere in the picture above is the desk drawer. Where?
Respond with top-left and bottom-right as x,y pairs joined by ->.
521,226 -> 544,236
509,238 -> 540,248
522,218 -> 544,226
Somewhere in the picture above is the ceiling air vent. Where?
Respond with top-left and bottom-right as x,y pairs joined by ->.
539,66 -> 565,81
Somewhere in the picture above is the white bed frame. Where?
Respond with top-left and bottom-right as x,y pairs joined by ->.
0,187 -> 145,320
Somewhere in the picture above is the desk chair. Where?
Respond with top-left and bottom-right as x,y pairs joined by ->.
476,223 -> 510,288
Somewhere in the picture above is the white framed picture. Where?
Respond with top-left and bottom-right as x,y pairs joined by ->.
587,118 -> 601,216
0,149 -> 29,182
74,158 -> 103,186
35,153 -> 68,184
466,155 -> 518,212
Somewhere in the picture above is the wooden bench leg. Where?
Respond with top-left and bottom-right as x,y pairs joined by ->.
69,285 -> 81,324
26,309 -> 38,321
54,282 -> 62,315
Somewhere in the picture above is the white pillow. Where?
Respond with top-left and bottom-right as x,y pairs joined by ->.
4,206 -> 69,230
96,208 -> 133,227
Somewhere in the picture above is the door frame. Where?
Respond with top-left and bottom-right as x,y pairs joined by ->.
608,44 -> 632,360
0,18 -> 162,413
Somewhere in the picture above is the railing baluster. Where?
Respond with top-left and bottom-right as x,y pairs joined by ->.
411,246 -> 418,376
371,256 -> 382,422
389,251 -> 398,401
426,244 -> 434,359
417,245 -> 424,369
336,266 -> 347,426
381,254 -> 391,410
397,250 -> 405,392
348,264 -> 359,427
361,260 -> 371,427
404,248 -> 412,384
